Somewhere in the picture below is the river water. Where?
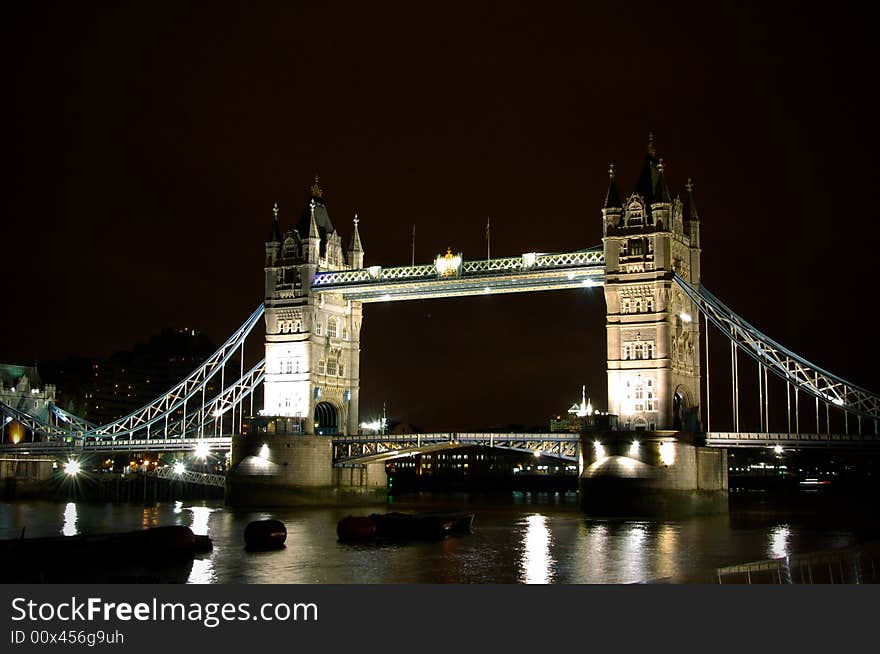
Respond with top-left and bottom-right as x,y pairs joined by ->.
1,491 -> 876,583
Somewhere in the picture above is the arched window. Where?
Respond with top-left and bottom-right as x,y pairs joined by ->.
326,357 -> 337,377
295,320 -> 302,333
337,361 -> 345,377
327,317 -> 338,338
318,360 -> 326,375
285,360 -> 293,374
315,321 -> 323,336
635,299 -> 642,313
646,298 -> 653,313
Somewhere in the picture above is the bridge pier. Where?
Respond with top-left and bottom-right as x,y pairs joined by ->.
225,427 -> 386,506
579,430 -> 728,516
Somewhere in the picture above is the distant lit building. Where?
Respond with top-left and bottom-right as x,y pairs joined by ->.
550,385 -> 617,432
0,364 -> 56,443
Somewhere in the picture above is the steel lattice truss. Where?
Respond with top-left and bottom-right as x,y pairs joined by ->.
674,275 -> 880,424
311,247 -> 606,301
50,405 -> 97,431
332,432 -> 581,463
85,305 -> 264,439
150,467 -> 226,487
0,436 -> 233,455
1,306 -> 265,445
0,400 -> 72,438
176,360 -> 265,437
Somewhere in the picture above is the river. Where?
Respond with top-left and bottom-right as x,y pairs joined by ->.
1,490 -> 876,583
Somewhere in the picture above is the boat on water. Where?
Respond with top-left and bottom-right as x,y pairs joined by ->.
337,512 -> 474,542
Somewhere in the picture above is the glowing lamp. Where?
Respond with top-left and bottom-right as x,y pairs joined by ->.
436,248 -> 463,277
64,460 -> 81,476
173,462 -> 186,475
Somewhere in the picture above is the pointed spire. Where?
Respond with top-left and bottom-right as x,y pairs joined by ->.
647,131 -> 657,158
268,202 -> 282,243
308,198 -> 320,239
653,158 -> 671,204
604,163 -> 622,209
683,177 -> 699,221
310,174 -> 323,199
349,213 -> 363,252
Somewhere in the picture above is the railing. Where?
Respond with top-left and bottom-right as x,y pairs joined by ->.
149,467 -> 226,487
716,542 -> 880,584
332,432 -> 581,462
706,432 -> 880,447
312,247 -> 605,288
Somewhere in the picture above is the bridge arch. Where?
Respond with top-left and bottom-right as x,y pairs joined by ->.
314,401 -> 340,435
673,384 -> 698,432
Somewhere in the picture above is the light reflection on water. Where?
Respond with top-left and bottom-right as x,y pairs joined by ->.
769,525 -> 791,559
0,496 -> 868,584
521,514 -> 553,584
61,502 -> 77,537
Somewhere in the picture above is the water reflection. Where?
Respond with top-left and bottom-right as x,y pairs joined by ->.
0,499 -> 872,584
769,525 -> 791,559
187,506 -> 214,536
521,514 -> 553,584
62,502 -> 77,536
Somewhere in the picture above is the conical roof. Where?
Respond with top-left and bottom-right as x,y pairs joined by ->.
604,164 -> 622,209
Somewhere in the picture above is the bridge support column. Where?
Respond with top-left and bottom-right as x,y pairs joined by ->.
225,430 -> 385,506
334,462 -> 387,501
578,430 -> 727,517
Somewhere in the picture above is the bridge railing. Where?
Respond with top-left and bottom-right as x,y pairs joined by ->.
312,247 -> 605,288
332,432 -> 581,462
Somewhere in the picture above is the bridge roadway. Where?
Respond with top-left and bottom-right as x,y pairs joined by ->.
1,431 -> 878,459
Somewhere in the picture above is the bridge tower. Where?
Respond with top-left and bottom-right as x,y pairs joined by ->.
262,177 -> 364,435
602,136 -> 703,432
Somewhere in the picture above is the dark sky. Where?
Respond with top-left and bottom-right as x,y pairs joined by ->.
3,2 -> 878,431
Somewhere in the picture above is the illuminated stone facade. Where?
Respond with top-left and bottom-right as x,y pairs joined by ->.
262,179 -> 363,435
0,364 -> 56,443
602,138 -> 702,431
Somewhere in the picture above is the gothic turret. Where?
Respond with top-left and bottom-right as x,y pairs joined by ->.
602,164 -> 623,236
266,202 -> 282,266
348,214 -> 364,269
651,159 -> 672,229
683,178 -> 700,247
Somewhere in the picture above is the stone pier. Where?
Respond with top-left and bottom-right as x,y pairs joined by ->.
225,428 -> 386,507
579,430 -> 728,516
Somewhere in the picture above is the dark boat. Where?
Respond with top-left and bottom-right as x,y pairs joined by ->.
244,519 -> 287,551
0,526 -> 210,583
368,512 -> 474,541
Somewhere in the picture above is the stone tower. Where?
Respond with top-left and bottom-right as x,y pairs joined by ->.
262,177 -> 364,435
602,136 -> 702,431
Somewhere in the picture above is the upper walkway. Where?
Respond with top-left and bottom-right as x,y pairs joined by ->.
310,248 -> 605,302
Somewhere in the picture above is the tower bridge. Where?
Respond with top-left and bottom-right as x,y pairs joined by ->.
2,139 -> 879,512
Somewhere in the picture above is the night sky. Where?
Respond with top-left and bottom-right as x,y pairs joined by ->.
4,2 -> 878,431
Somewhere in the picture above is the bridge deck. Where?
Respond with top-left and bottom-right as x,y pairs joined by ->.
1,431 -> 877,457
